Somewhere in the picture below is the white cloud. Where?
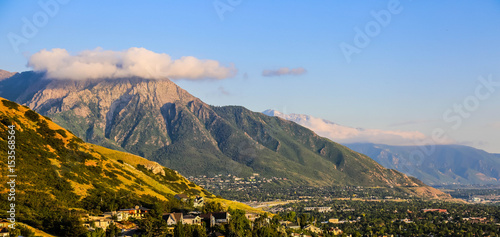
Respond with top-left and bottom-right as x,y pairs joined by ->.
264,110 -> 454,146
28,47 -> 237,80
262,67 -> 307,77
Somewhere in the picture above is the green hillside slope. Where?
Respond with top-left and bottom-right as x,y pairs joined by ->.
0,97 -> 257,236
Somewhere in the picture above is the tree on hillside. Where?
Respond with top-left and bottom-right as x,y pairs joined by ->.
174,221 -> 185,237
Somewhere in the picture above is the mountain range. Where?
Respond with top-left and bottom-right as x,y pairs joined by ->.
263,109 -> 500,186
0,70 -> 450,198
345,143 -> 500,186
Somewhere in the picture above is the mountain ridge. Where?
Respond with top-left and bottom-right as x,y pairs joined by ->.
0,71 -> 450,199
0,69 -> 16,80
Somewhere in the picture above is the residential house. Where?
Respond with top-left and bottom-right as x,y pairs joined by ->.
471,197 -> 482,203
212,212 -> 231,224
328,218 -> 339,224
118,206 -> 150,219
342,208 -> 355,212
287,224 -> 301,230
422,209 -> 448,214
87,215 -> 114,230
400,218 -> 413,223
183,215 -> 202,225
303,224 -> 323,234
96,211 -> 130,222
0,220 -> 10,229
163,214 -> 177,226
245,213 -> 259,222
115,211 -> 129,221
327,227 -> 343,235
463,217 -> 488,223
279,220 -> 292,226
175,194 -> 189,202
201,213 -> 216,227
162,213 -> 183,226
290,233 -> 312,237
304,207 -> 332,213
0,220 -> 10,237
193,196 -> 204,208
209,232 -> 225,237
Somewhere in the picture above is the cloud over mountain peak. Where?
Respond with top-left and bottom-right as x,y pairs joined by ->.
28,47 -> 237,80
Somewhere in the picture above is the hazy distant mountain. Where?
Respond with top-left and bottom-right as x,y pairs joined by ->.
262,109 -> 430,146
262,110 -> 500,186
0,69 -> 16,80
345,143 -> 500,186
0,71 -> 451,198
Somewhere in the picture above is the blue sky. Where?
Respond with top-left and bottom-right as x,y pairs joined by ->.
1,1 -> 500,153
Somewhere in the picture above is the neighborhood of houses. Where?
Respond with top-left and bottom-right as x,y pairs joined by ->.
83,207 -> 233,233
1,198 -> 495,237
468,195 -> 500,204
81,207 -> 343,236
83,195 -> 209,233
190,173 -> 287,191
0,191 -> 347,237
78,193 -> 348,236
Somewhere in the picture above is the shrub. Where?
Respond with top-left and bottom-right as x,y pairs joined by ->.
25,110 -> 40,122
56,129 -> 67,138
2,99 -> 19,110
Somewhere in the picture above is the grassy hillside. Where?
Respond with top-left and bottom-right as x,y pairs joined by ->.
0,97 -> 259,236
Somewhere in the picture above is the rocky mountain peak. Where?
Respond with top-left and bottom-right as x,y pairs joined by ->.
27,77 -> 197,112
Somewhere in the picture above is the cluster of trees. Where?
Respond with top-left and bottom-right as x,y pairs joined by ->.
8,224 -> 35,237
84,224 -> 120,237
